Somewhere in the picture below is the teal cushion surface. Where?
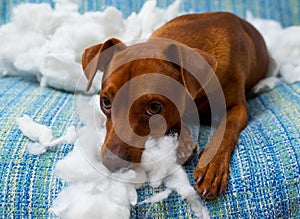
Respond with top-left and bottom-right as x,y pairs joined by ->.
0,76 -> 299,218
1,0 -> 300,27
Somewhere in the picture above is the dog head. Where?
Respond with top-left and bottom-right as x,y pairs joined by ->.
82,38 -> 217,171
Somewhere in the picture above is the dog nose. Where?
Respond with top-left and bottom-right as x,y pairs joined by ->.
101,148 -> 131,172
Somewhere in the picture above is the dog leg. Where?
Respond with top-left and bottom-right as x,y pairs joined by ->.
193,103 -> 248,199
177,124 -> 197,165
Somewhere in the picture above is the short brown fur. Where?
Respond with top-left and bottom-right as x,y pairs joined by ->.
82,12 -> 269,199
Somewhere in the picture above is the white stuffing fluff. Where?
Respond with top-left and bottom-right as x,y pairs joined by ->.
246,12 -> 300,92
139,189 -> 172,204
16,115 -> 54,145
16,115 -> 77,155
0,0 -> 181,93
1,0 -> 299,94
16,95 -> 210,219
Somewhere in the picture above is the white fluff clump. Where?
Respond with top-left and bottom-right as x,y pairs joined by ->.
1,1 -> 300,94
141,136 -> 210,219
16,115 -> 76,155
0,0 -> 181,93
16,114 -> 54,145
16,95 -> 210,219
141,136 -> 179,187
1,1 -> 299,94
246,12 -> 300,93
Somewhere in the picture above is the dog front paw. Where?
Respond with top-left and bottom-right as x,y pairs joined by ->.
176,126 -> 197,165
193,148 -> 229,199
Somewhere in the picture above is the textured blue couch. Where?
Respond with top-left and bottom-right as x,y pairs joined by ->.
0,0 -> 299,218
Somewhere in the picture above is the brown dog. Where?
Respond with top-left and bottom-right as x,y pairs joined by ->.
82,12 -> 269,199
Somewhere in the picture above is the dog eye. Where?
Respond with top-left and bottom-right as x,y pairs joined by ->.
146,102 -> 162,116
101,97 -> 112,110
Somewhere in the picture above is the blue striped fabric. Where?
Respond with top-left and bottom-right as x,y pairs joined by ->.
0,77 -> 299,218
1,0 -> 300,27
0,77 -> 79,218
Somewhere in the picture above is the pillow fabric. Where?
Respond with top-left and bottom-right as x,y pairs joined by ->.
0,77 -> 299,218
1,0 -> 300,27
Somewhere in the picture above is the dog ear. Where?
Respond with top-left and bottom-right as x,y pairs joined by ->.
82,38 -> 126,91
165,44 -> 217,99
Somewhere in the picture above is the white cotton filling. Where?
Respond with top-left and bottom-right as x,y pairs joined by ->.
27,142 -> 48,155
16,115 -> 77,155
16,115 -> 54,145
17,94 -> 210,219
246,12 -> 300,93
0,0 -> 181,93
141,136 -> 179,187
139,189 -> 172,204
0,1 -> 299,94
